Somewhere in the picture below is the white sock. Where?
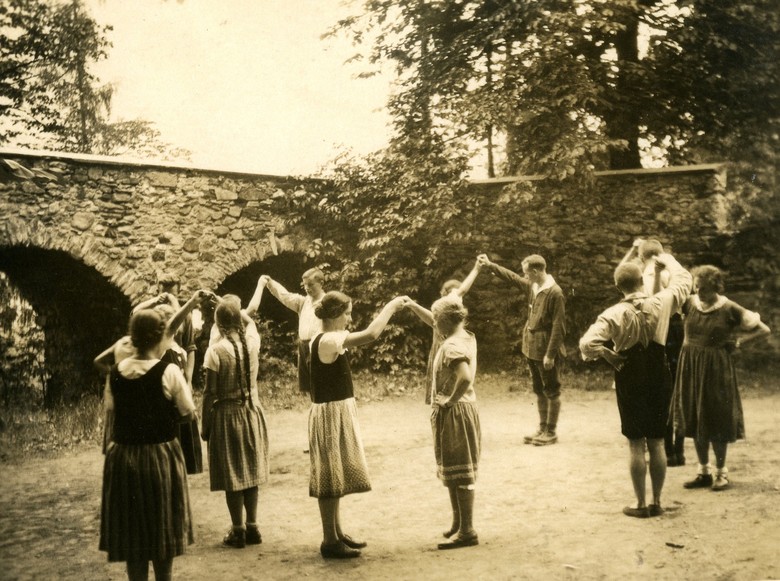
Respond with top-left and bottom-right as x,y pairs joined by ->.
698,463 -> 712,475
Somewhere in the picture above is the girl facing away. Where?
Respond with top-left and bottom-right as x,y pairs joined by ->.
99,291 -> 208,581
201,278 -> 269,548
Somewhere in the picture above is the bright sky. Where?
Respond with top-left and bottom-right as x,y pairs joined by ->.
86,0 -> 394,176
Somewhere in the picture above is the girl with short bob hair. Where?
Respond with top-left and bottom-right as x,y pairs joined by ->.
671,265 -> 770,491
429,296 -> 481,550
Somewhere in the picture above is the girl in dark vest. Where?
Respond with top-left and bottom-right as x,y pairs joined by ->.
309,291 -> 408,559
99,302 -> 203,581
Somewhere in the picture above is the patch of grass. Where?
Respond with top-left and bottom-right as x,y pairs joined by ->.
0,394 -> 103,463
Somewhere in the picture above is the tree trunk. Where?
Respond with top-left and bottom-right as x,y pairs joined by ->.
607,8 -> 642,169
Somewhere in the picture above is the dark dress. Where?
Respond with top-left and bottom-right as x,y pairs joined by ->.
99,360 -> 194,562
671,298 -> 756,442
162,347 -> 203,474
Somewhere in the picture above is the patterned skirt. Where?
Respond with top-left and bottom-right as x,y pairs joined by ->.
207,401 -> 269,491
99,439 -> 194,562
308,397 -> 371,498
431,402 -> 481,486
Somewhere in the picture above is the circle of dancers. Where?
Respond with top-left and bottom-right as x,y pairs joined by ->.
93,239 -> 770,579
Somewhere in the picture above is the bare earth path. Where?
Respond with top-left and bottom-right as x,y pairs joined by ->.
1,386 -> 778,580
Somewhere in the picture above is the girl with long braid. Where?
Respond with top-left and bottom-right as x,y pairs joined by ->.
201,277 -> 269,548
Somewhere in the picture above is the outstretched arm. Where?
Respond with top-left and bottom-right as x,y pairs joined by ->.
265,277 -> 305,314
478,253 -> 530,290
166,290 -> 209,341
619,238 -> 643,266
453,259 -> 482,298
406,300 -> 433,328
343,296 -> 410,348
132,294 -> 165,314
243,276 -> 267,319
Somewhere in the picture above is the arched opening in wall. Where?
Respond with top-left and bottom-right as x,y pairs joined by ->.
0,247 -> 131,408
203,252 -> 316,389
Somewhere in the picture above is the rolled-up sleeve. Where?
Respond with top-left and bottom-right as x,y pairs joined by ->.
579,314 -> 614,361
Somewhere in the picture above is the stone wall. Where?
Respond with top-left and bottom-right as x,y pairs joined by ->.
0,150 -> 325,303
451,165 -> 777,368
0,150 -> 326,403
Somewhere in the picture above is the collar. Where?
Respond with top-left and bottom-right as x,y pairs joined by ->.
692,294 -> 727,313
532,274 -> 556,295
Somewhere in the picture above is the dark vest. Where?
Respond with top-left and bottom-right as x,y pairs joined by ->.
110,360 -> 178,445
309,334 -> 354,404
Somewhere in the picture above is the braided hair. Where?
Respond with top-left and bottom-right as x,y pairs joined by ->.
215,300 -> 253,403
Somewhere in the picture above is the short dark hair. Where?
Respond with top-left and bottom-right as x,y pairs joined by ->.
614,262 -> 643,293
129,309 -> 166,352
522,254 -> 546,271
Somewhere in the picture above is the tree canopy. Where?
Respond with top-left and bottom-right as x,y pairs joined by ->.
0,0 -> 189,160
330,0 -> 778,179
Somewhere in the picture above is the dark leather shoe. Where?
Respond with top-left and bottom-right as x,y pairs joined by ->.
223,527 -> 246,548
648,504 -> 664,517
622,506 -> 650,518
340,534 -> 367,549
437,532 -> 479,550
320,541 -> 361,559
683,474 -> 713,489
246,525 -> 262,545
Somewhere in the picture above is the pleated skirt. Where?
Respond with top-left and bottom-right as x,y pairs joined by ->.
308,398 -> 371,498
207,401 -> 269,491
99,439 -> 194,562
431,402 -> 481,486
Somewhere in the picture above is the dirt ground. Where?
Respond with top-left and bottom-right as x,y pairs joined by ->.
1,385 -> 778,581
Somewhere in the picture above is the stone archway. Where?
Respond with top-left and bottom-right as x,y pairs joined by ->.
0,245 -> 131,406
185,252 -> 317,391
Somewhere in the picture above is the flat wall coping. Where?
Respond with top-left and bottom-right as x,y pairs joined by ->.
2,147 -> 726,186
0,147 -> 313,182
469,163 -> 727,185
